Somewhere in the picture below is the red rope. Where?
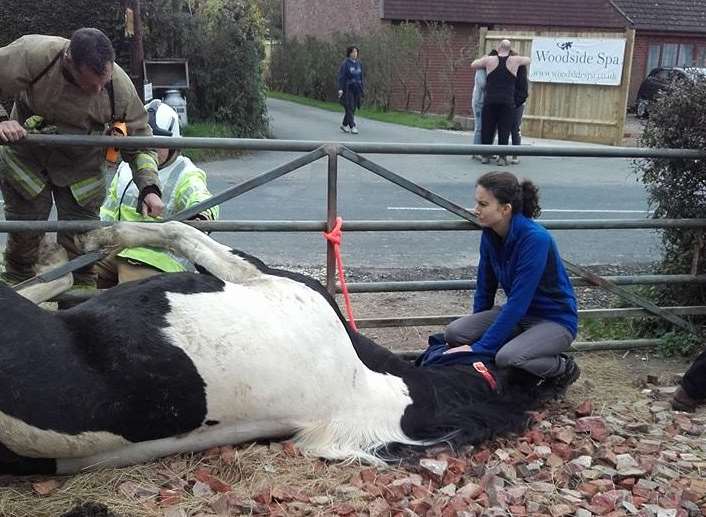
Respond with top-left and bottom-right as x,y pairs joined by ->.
323,217 -> 358,332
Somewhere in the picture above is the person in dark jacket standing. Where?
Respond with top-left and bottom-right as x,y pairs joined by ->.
444,171 -> 580,385
337,46 -> 364,135
511,63 -> 529,164
471,40 -> 530,166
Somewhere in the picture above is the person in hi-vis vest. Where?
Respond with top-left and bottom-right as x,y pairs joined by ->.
96,100 -> 218,288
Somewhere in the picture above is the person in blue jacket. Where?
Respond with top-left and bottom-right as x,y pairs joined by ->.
444,171 -> 580,384
337,46 -> 364,134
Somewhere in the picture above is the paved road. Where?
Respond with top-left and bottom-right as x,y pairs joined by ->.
0,98 -> 660,269
201,98 -> 659,268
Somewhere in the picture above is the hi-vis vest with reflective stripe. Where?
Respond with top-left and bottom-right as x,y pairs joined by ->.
101,155 -> 218,272
0,146 -> 106,205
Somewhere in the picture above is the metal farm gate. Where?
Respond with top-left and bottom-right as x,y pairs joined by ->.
2,134 -> 705,354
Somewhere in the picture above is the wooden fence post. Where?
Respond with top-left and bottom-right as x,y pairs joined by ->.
615,27 -> 636,145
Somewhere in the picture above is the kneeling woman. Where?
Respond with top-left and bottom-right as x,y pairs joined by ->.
445,171 -> 579,383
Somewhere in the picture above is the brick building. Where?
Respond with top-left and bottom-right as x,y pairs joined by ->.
613,0 -> 706,105
283,0 -> 706,115
381,1 -> 627,115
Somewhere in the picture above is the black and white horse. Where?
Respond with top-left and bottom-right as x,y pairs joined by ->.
0,222 -> 570,475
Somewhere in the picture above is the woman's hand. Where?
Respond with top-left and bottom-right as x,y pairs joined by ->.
444,345 -> 473,354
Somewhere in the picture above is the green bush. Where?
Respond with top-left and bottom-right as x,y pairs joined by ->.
143,0 -> 268,137
658,330 -> 702,357
0,0 -> 124,113
635,75 -> 706,307
268,35 -> 341,101
0,1 -> 123,47
633,73 -> 706,352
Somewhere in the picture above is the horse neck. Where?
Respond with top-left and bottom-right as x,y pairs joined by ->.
348,332 -> 413,377
292,336 -> 421,463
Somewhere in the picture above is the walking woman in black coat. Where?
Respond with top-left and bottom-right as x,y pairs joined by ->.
337,46 -> 364,135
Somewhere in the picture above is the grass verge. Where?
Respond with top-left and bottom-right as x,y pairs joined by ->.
181,122 -> 243,162
267,90 -> 462,130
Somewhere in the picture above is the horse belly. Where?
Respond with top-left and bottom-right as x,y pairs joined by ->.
161,281 -> 363,427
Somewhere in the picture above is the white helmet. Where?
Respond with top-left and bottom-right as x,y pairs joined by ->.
145,99 -> 180,138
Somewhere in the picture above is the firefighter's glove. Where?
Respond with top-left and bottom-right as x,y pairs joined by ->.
24,115 -> 57,134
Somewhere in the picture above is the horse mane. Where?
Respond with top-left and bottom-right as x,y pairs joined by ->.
350,332 -> 550,455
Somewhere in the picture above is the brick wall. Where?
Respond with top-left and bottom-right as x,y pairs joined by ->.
284,0 -> 384,39
390,24 -> 480,116
628,33 -> 706,106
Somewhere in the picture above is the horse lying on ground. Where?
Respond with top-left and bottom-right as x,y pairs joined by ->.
0,222 -> 576,475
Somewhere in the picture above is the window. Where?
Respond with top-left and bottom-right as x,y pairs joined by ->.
697,47 -> 706,67
677,44 -> 694,66
647,45 -> 661,73
645,43 -> 698,77
661,44 -> 678,67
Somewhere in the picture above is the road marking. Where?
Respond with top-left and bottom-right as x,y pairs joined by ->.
387,207 -> 652,214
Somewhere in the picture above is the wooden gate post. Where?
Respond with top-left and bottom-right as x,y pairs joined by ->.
615,27 -> 636,145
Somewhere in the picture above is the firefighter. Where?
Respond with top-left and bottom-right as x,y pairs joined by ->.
0,28 -> 163,287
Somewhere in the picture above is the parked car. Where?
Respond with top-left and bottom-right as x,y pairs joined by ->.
636,67 -> 706,118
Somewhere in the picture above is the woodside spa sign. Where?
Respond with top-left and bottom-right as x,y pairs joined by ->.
529,37 -> 627,86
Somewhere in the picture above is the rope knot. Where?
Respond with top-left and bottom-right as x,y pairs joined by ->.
322,217 -> 357,332
323,217 -> 343,246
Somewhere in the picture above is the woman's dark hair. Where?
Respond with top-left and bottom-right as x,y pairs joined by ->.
346,46 -> 359,58
489,49 -> 498,56
477,171 -> 541,218
69,28 -> 115,74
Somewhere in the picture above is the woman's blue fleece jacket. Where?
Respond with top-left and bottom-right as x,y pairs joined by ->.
472,213 -> 578,355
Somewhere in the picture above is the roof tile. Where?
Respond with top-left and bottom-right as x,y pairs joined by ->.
382,0 -> 628,29
612,0 -> 706,33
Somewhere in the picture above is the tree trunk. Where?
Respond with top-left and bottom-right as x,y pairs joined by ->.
129,0 -> 145,101
446,94 -> 456,121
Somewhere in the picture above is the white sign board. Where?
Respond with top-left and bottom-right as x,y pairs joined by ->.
529,37 -> 626,86
144,82 -> 153,102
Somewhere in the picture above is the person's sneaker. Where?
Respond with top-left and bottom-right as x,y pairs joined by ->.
496,157 -> 509,166
339,125 -> 349,133
351,127 -> 359,134
472,155 -> 482,161
480,156 -> 490,164
671,386 -> 703,412
510,156 -> 520,164
554,354 -> 581,388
